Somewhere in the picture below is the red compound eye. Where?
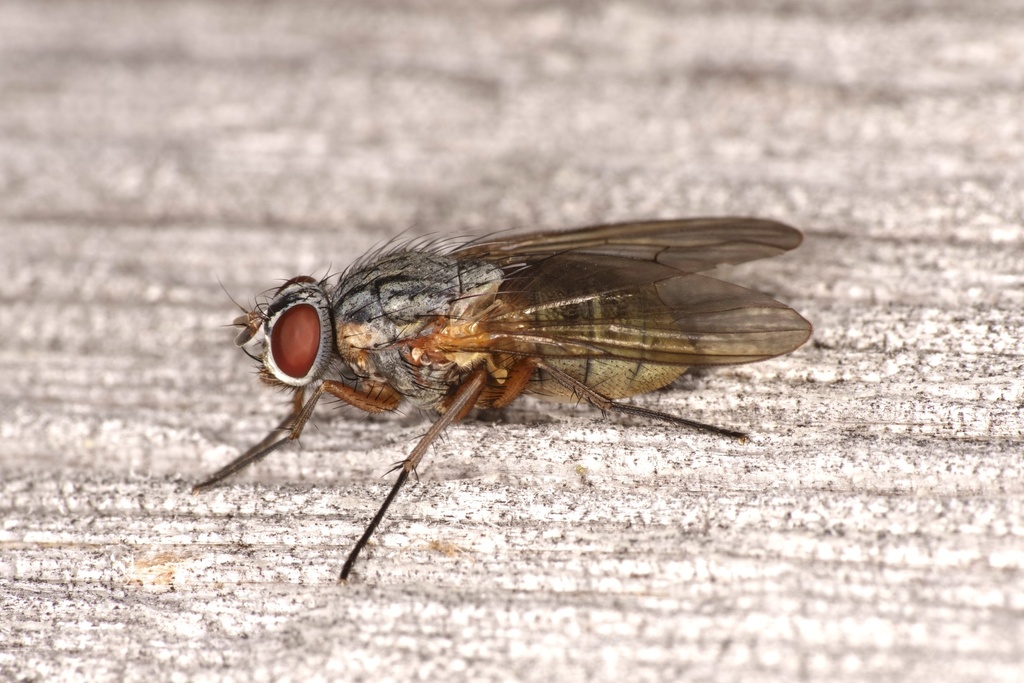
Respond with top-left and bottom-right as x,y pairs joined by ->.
270,304 -> 321,379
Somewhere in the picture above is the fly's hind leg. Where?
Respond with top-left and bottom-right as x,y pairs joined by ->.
535,360 -> 747,440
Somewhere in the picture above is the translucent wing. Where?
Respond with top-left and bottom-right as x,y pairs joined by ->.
474,252 -> 811,367
455,217 -> 803,273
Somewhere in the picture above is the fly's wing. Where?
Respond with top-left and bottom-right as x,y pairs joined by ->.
470,252 -> 811,367
454,217 -> 803,273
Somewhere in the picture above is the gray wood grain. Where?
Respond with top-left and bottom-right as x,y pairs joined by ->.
2,1 -> 1022,681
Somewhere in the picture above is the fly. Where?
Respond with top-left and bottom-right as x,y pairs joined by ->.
193,218 -> 813,580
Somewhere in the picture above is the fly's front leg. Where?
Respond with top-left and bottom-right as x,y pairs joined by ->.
321,379 -> 401,414
193,380 -> 401,493
192,389 -> 311,493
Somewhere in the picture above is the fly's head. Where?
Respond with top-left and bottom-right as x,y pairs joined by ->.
233,276 -> 335,388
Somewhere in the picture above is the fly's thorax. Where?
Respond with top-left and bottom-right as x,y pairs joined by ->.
254,277 -> 335,387
330,250 -> 504,405
331,250 -> 503,351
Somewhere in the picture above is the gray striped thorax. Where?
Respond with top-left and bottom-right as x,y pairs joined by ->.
329,250 -> 504,407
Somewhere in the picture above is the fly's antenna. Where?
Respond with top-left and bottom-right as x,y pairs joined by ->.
218,276 -> 251,315
217,277 -> 266,349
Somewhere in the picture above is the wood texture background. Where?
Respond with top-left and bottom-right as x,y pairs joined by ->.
2,1 -> 1022,681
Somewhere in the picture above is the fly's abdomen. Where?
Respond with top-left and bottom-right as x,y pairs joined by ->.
494,282 -> 688,400
527,285 -> 686,400
531,358 -> 685,401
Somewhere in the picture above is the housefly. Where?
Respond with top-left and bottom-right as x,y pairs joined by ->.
193,218 -> 812,580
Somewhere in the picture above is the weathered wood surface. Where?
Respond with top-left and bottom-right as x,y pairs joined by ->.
1,2 -> 1022,681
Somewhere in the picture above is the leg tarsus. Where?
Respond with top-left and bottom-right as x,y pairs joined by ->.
607,401 -> 747,440
192,407 -> 304,493
339,468 -> 410,582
